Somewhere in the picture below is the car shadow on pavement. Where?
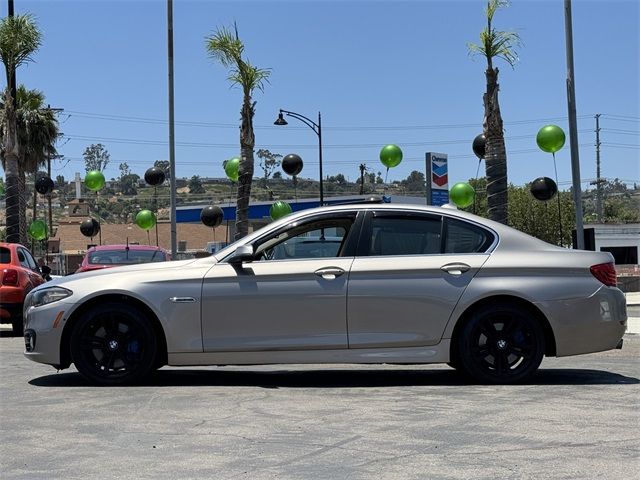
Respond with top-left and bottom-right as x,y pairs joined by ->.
29,367 -> 639,388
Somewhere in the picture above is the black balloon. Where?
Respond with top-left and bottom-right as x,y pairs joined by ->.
144,166 -> 166,186
35,176 -> 54,195
80,218 -> 101,238
200,205 -> 224,228
530,176 -> 558,201
472,134 -> 486,160
282,154 -> 303,176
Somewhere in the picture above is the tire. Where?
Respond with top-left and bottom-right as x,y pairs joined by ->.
457,303 -> 544,384
70,302 -> 157,386
11,316 -> 23,337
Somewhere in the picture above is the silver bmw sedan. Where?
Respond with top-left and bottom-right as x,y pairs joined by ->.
23,203 -> 627,385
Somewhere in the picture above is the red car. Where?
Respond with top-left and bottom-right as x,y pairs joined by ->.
0,242 -> 47,335
75,244 -> 170,273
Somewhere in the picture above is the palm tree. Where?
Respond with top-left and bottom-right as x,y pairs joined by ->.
2,87 -> 59,244
0,14 -> 42,244
18,86 -> 60,237
468,0 -> 520,225
205,24 -> 270,239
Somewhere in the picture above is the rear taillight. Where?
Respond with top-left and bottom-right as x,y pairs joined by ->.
590,262 -> 617,287
2,268 -> 19,286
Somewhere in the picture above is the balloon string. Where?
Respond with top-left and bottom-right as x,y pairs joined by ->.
147,229 -> 151,246
552,152 -> 563,246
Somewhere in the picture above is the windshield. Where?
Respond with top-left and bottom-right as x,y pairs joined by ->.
88,249 -> 167,265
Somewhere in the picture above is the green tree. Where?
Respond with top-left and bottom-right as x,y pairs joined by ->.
117,163 -> 139,196
83,143 -> 110,172
402,170 -> 426,193
0,13 -> 42,243
256,148 -> 282,185
468,0 -> 520,225
206,23 -> 270,239
188,175 -> 206,194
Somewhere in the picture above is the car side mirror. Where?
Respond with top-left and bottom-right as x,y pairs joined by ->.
41,265 -> 51,276
228,245 -> 254,266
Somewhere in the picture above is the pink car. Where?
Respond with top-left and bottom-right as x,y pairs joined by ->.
76,244 -> 170,273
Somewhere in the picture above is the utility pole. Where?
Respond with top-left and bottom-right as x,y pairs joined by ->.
564,0 -> 585,249
589,114 -> 604,223
167,0 -> 177,257
44,105 -> 64,237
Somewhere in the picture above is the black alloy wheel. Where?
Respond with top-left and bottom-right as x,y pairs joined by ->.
70,303 -> 157,385
458,304 -> 545,384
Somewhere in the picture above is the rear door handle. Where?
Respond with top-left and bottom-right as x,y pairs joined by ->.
314,267 -> 345,280
440,263 -> 471,276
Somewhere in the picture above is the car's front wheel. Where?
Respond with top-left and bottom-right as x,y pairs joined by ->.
70,302 -> 157,385
457,303 -> 545,384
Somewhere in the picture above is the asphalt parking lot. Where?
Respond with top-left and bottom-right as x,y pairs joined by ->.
1,329 -> 638,480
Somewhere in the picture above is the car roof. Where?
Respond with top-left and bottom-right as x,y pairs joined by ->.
86,244 -> 167,253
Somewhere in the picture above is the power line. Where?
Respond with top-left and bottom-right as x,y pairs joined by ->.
63,130 -> 593,150
64,109 -> 594,131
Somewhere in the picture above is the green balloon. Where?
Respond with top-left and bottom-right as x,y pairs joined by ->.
379,144 -> 403,168
270,201 -> 292,220
224,157 -> 240,182
449,182 -> 475,208
85,170 -> 106,191
536,125 -> 566,153
135,209 -> 156,230
28,220 -> 48,241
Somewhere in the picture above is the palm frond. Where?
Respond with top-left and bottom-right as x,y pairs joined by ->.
467,0 -> 520,68
205,25 -> 243,68
206,24 -> 271,94
0,14 -> 42,74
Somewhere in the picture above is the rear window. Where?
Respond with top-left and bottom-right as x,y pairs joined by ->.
0,247 -> 11,264
88,249 -> 167,265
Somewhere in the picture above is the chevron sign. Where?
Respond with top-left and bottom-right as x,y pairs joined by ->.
426,152 -> 449,206
430,156 -> 448,189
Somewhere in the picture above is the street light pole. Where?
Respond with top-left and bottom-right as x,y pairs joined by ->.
275,109 -> 324,205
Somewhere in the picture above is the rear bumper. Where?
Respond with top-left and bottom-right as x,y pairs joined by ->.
539,286 -> 627,357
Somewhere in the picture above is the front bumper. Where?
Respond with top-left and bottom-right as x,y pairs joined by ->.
22,301 -> 70,367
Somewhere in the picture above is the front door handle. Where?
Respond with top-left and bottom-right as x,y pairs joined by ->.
314,267 -> 346,280
440,263 -> 471,276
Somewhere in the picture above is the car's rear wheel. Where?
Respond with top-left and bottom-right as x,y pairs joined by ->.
70,302 -> 157,385
457,304 -> 544,384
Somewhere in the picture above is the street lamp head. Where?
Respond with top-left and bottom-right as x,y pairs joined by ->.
274,112 -> 288,126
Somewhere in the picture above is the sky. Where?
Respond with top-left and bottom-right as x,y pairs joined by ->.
2,0 -> 639,192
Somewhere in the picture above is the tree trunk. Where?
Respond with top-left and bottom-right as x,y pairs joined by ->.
18,164 -> 28,246
483,66 -> 508,225
2,90 -> 21,244
235,98 -> 256,240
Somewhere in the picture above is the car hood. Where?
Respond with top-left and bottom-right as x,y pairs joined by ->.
45,258 -> 208,288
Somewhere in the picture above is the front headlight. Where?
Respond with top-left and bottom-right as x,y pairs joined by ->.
29,287 -> 73,308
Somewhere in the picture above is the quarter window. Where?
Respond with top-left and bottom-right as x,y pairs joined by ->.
444,218 -> 494,253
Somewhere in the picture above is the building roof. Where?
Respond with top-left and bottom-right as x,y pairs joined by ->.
53,222 -> 231,254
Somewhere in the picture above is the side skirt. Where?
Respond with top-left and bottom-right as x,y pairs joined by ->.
168,340 -> 451,366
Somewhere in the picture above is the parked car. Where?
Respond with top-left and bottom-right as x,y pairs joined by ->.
1,242 -> 47,335
75,244 -> 170,273
23,203 -> 627,385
